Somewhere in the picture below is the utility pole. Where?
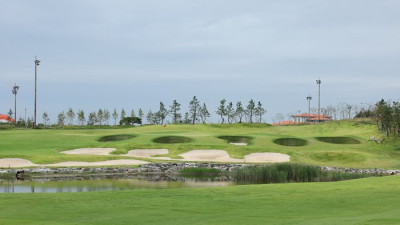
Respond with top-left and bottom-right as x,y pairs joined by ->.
34,56 -> 40,128
12,84 -> 20,124
316,79 -> 321,123
306,95 -> 312,123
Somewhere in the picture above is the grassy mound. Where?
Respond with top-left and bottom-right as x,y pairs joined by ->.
98,134 -> 136,142
273,138 -> 308,146
316,137 -> 361,144
152,136 -> 193,144
218,135 -> 252,144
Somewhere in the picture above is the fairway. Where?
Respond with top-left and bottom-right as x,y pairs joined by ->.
1,120 -> 399,168
0,176 -> 399,224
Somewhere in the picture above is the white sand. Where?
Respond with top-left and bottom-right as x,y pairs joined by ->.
0,158 -> 39,168
61,148 -> 116,155
179,150 -> 243,162
244,153 -> 290,163
229,142 -> 248,146
45,159 -> 149,167
124,149 -> 171,159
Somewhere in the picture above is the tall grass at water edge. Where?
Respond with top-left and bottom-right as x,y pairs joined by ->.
232,163 -> 375,184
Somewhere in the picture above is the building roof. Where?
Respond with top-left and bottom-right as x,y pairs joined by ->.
271,120 -> 302,126
292,113 -> 331,119
0,114 -> 15,122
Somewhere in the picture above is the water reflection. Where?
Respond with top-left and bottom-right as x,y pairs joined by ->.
0,175 -> 234,193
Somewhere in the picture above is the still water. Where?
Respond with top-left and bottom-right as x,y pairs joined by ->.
0,175 -> 234,193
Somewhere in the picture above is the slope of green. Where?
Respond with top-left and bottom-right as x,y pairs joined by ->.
0,176 -> 399,224
0,120 -> 399,168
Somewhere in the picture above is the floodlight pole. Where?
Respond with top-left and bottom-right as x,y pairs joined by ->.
34,56 -> 40,128
12,83 -> 20,124
316,79 -> 321,123
306,95 -> 312,122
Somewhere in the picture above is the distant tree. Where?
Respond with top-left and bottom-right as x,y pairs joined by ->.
77,109 -> 85,125
97,109 -> 104,125
66,108 -> 75,125
189,96 -> 200,124
169,100 -> 181,124
216,99 -> 227,124
375,99 -> 392,136
183,112 -> 191,124
157,102 -> 168,124
199,103 -> 210,123
235,102 -> 245,123
246,99 -> 256,123
138,108 -> 144,122
42,112 -> 50,127
254,101 -> 266,123
112,108 -> 118,125
103,109 -> 110,125
87,112 -> 97,126
120,108 -> 126,121
226,102 -> 235,124
120,117 -> 142,125
146,110 -> 154,124
8,108 -> 13,118
131,109 -> 136,118
57,111 -> 66,127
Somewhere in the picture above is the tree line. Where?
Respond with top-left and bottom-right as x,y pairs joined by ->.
39,96 -> 266,127
371,99 -> 400,137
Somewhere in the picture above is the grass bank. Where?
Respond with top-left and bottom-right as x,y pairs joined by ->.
0,176 -> 399,224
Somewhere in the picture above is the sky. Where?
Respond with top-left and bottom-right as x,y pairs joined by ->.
1,0 -> 399,123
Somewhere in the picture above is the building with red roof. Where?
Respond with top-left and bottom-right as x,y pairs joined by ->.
272,113 -> 331,126
0,114 -> 15,123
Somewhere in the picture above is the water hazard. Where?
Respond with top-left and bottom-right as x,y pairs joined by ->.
0,175 -> 234,193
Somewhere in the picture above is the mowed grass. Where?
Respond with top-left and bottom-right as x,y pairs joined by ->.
1,120 -> 400,168
0,176 -> 399,224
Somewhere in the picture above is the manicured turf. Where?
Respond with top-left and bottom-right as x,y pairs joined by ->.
316,136 -> 361,144
98,134 -> 136,142
0,120 -> 399,168
273,137 -> 308,146
0,176 -> 399,224
217,135 -> 253,144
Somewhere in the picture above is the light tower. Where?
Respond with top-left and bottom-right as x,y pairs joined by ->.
12,83 -> 20,124
306,95 -> 312,122
316,79 -> 321,123
34,56 -> 40,128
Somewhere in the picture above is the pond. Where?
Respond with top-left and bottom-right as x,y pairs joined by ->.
0,175 -> 234,193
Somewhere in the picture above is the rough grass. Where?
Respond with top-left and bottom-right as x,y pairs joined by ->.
0,176 -> 399,224
316,136 -> 361,144
273,138 -> 308,146
98,134 -> 136,142
180,167 -> 221,177
232,163 -> 372,184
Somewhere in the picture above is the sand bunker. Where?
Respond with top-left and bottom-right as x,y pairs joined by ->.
45,159 -> 148,167
0,158 -> 149,168
61,148 -> 116,155
244,153 -> 290,163
179,150 -> 290,163
124,149 -> 171,160
229,142 -> 248,146
0,158 -> 39,168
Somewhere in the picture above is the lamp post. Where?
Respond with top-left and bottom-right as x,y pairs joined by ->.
12,84 -> 20,124
34,57 -> 40,128
316,79 -> 321,123
306,95 -> 312,123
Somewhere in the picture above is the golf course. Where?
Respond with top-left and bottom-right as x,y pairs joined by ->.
1,120 -> 400,224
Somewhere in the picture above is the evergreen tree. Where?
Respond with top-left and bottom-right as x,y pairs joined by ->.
169,100 -> 181,124
189,96 -> 200,124
66,108 -> 75,125
57,111 -> 66,127
103,109 -> 110,125
226,102 -> 235,124
199,103 -> 210,123
216,99 -> 227,124
157,102 -> 168,124
77,109 -> 85,126
112,108 -> 118,125
42,112 -> 50,127
254,101 -> 266,123
97,109 -> 104,125
235,101 -> 245,123
246,99 -> 256,123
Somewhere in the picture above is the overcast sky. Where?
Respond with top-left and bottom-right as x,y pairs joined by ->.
1,0 -> 399,123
